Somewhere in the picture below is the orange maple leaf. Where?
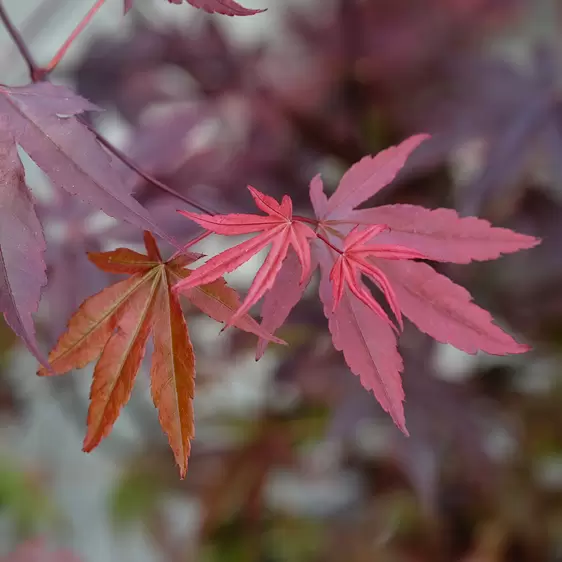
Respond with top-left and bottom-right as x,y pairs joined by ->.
37,231 -> 283,477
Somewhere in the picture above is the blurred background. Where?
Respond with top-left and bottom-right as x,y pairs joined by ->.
1,0 -> 562,560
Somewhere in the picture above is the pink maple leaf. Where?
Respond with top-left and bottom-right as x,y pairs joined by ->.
125,0 -> 264,16
307,135 -> 538,429
176,134 -> 540,433
173,186 -> 316,327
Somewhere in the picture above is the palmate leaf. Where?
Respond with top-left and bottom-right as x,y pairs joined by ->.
328,224 -> 427,331
125,0 -> 265,16
307,135 -> 538,431
175,186 -> 316,328
0,83 -> 173,245
38,232 -> 282,477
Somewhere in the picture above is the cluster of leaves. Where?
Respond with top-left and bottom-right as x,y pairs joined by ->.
0,0 -> 542,480
174,135 -> 538,435
3,1 -> 562,561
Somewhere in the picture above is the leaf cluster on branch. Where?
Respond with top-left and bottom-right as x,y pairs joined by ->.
0,0 -> 539,477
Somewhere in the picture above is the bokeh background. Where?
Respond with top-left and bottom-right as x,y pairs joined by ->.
1,0 -> 562,560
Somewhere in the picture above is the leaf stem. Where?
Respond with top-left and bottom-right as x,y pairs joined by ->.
293,214 -> 318,226
170,229 -> 211,260
0,1 -> 42,80
84,121 -> 218,215
315,232 -> 344,255
44,0 -> 106,74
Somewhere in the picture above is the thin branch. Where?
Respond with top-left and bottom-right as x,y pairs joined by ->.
170,229 -> 211,260
0,1 -> 42,80
45,0 -> 106,74
86,121 -> 217,215
316,232 -> 343,255
0,0 -> 68,75
0,0 -> 217,217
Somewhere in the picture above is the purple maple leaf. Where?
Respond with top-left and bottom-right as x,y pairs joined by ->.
0,83 -> 174,244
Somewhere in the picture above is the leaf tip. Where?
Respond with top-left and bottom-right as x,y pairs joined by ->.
412,132 -> 432,144
512,343 -> 533,354
525,235 -> 542,249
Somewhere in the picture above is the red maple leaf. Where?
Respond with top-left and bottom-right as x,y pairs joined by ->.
125,0 -> 265,15
38,232 -> 282,477
174,135 -> 540,433
174,186 -> 316,327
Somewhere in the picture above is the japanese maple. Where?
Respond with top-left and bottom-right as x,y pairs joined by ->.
125,0 -> 265,16
174,135 -> 539,433
38,232 -> 282,477
0,0 -> 544,482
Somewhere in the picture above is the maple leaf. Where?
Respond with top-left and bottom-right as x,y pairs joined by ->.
37,232 -> 282,477
253,135 -> 539,431
307,135 -> 539,429
0,82 -> 173,244
174,186 -> 316,327
125,0 -> 265,15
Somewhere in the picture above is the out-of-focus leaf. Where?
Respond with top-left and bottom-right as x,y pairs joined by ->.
111,468 -> 165,526
1,540 -> 83,562
0,461 -> 58,540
